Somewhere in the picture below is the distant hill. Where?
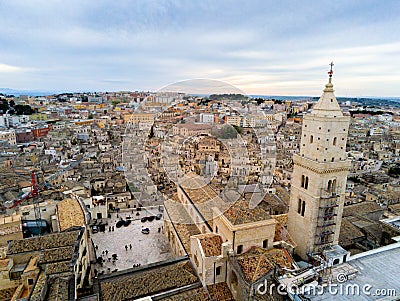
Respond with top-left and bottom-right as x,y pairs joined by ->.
0,88 -> 56,96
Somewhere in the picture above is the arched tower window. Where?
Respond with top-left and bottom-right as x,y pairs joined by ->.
333,137 -> 337,146
327,180 -> 332,192
310,135 -> 314,143
301,175 -> 305,188
298,198 -> 302,214
305,176 -> 309,190
332,179 -> 337,192
301,200 -> 306,217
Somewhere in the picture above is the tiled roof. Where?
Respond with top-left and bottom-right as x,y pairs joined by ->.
29,271 -> 46,301
46,276 -> 70,301
41,246 -> 74,263
99,259 -> 199,301
164,198 -> 201,254
197,234 -> 222,257
207,283 -> 234,301
178,174 -> 229,226
236,247 -> 294,283
46,261 -> 72,275
174,223 -> 201,255
272,214 -> 288,226
223,197 -> 271,225
343,201 -> 383,218
339,217 -> 366,247
272,186 -> 290,206
273,220 -> 296,247
7,230 -> 80,255
57,198 -> 85,231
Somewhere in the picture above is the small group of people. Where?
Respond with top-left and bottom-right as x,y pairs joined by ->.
124,244 -> 133,251
98,250 -> 119,266
133,263 -> 141,268
109,226 -> 115,232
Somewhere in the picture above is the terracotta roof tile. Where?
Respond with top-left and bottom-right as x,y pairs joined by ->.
236,247 -> 294,283
99,260 -> 198,301
57,198 -> 85,231
7,230 -> 80,255
197,234 -> 222,257
223,198 -> 271,225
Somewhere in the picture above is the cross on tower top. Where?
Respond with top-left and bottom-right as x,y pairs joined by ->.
328,62 -> 334,78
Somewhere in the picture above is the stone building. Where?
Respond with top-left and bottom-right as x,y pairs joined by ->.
287,70 -> 351,260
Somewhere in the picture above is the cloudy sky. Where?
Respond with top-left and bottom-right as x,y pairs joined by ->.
0,0 -> 399,96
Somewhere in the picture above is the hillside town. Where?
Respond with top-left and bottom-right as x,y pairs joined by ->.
0,72 -> 399,301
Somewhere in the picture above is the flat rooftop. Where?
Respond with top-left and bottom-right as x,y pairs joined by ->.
307,244 -> 400,300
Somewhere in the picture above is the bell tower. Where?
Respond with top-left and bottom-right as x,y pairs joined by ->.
287,63 -> 351,259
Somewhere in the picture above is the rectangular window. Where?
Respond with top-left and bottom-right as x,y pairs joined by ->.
216,266 -> 221,276
262,239 -> 268,248
301,201 -> 306,217
237,245 -> 243,254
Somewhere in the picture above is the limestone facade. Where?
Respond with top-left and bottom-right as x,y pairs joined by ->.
288,75 -> 351,259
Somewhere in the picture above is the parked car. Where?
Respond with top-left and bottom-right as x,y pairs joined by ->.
148,216 -> 155,222
124,220 -> 131,227
141,217 -> 148,223
116,220 -> 125,228
155,214 -> 162,220
92,225 -> 99,233
141,228 -> 150,234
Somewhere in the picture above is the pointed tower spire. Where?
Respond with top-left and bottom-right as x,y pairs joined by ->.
311,62 -> 342,117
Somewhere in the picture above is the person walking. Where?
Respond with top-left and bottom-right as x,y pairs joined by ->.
129,244 -> 132,250
125,245 -> 128,251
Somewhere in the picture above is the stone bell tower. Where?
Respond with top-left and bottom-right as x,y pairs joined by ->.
287,63 -> 351,260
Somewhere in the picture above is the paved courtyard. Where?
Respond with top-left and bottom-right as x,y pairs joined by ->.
91,208 -> 175,275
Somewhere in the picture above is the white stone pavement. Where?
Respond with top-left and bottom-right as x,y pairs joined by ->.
91,210 -> 174,275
